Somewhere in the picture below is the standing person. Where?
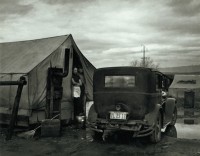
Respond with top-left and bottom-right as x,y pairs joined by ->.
78,68 -> 86,116
72,67 -> 82,119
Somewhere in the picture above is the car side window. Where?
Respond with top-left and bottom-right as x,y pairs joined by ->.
156,74 -> 162,91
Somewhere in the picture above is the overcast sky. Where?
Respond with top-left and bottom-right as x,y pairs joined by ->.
0,0 -> 200,68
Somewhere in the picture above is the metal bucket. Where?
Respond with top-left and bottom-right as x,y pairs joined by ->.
75,115 -> 86,129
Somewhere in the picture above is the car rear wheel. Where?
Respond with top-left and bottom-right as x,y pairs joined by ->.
170,107 -> 177,126
150,113 -> 161,143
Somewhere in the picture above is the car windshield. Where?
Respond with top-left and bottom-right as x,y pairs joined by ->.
105,75 -> 135,88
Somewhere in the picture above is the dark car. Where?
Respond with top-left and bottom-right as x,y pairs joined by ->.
88,67 -> 177,143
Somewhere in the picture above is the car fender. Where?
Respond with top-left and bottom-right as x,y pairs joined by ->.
144,104 -> 162,126
165,98 -> 176,121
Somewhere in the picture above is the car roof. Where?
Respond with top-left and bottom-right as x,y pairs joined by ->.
96,66 -> 152,72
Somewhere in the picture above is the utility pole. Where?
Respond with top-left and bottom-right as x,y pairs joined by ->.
143,45 -> 146,67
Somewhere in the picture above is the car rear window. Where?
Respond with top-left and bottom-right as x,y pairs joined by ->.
105,75 -> 135,88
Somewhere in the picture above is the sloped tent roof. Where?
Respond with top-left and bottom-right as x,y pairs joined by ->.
0,35 -> 69,74
0,34 -> 95,101
170,75 -> 200,89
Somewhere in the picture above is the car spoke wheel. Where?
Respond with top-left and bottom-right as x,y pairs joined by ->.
170,107 -> 177,126
150,113 -> 161,143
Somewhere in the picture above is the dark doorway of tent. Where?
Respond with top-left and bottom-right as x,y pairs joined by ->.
72,48 -> 86,128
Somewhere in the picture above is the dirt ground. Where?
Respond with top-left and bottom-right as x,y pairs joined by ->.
0,126 -> 200,156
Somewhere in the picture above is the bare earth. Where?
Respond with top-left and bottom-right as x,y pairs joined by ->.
0,127 -> 200,156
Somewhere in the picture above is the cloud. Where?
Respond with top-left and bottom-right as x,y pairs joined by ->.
102,47 -> 142,55
0,0 -> 199,68
167,0 -> 200,17
0,0 -> 33,21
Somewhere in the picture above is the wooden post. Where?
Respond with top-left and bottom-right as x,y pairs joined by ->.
5,76 -> 27,140
46,68 -> 63,119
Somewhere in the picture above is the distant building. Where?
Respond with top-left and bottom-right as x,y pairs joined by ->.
169,75 -> 200,108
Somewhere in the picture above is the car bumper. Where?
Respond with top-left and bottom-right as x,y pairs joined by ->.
88,118 -> 155,137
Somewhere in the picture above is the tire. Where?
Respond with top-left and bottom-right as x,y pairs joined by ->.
170,107 -> 177,126
165,125 -> 177,138
150,113 -> 161,143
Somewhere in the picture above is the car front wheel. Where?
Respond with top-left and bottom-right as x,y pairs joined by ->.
150,113 -> 161,143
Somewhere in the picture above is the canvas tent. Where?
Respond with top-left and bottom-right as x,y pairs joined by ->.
169,75 -> 200,108
0,34 -> 96,126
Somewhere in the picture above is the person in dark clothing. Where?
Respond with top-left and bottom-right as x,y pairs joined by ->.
78,68 -> 86,116
72,67 -> 83,118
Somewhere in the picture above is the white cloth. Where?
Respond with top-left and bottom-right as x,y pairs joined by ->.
73,86 -> 81,98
